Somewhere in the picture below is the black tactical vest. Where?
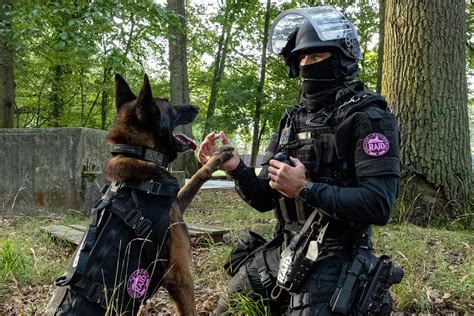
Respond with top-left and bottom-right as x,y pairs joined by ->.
272,90 -> 390,231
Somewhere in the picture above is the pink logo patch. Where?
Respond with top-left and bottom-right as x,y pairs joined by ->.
127,268 -> 150,299
363,133 -> 390,157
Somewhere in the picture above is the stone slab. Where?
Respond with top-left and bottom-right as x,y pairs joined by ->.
43,223 -> 230,245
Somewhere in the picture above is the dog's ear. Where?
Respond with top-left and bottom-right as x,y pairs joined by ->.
135,74 -> 156,124
115,74 -> 136,110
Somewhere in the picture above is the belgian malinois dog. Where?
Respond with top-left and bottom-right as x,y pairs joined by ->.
46,74 -> 233,315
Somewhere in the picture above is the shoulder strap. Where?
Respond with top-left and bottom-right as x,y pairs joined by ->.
333,91 -> 389,126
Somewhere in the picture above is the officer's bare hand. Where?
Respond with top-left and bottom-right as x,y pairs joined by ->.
268,157 -> 309,198
198,131 -> 240,171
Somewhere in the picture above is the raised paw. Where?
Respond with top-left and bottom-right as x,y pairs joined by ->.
205,145 -> 235,171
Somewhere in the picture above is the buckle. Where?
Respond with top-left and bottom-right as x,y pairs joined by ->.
259,270 -> 272,288
124,208 -> 151,236
135,218 -> 152,236
124,208 -> 141,228
147,180 -> 161,195
86,282 -> 103,304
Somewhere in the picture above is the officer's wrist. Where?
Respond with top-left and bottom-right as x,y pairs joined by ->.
298,182 -> 314,203
226,159 -> 247,179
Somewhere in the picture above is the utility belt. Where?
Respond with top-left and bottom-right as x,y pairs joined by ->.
278,197 -> 364,246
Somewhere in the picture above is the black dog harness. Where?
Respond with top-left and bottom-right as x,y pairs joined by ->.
48,145 -> 181,314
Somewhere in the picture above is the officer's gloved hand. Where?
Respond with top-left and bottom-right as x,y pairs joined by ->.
198,131 -> 240,172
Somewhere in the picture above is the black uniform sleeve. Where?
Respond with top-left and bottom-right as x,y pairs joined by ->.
227,132 -> 279,212
303,176 -> 399,226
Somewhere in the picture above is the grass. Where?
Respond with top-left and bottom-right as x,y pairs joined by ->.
0,190 -> 473,314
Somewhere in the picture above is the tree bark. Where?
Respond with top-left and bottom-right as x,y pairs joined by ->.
167,0 -> 198,177
250,0 -> 271,168
0,0 -> 15,128
101,67 -> 111,130
376,0 -> 385,94
50,64 -> 64,127
382,0 -> 471,227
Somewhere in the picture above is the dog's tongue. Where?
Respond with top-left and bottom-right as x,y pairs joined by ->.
174,133 -> 197,151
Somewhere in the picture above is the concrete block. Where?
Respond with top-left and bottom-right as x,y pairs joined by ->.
0,128 -> 109,216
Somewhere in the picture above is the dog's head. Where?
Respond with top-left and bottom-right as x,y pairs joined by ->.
107,74 -> 198,163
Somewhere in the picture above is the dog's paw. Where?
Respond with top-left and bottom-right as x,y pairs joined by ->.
206,145 -> 235,170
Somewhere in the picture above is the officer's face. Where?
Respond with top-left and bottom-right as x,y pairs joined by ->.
299,52 -> 332,66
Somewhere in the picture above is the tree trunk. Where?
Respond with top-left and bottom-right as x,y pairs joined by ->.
101,67 -> 111,130
167,0 -> 198,177
376,0 -> 385,94
50,64 -> 64,127
250,0 -> 271,168
0,0 -> 15,128
202,5 -> 233,141
382,0 -> 471,227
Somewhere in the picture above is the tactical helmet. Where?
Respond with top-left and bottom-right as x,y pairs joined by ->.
269,7 -> 362,78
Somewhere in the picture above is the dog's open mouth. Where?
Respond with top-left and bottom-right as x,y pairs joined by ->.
173,133 -> 197,151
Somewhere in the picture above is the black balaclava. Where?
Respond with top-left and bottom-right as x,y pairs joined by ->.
300,55 -> 342,95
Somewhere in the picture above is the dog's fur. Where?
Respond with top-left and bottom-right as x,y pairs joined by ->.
104,74 -> 233,315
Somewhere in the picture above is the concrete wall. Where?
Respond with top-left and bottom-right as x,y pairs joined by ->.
0,128 -> 109,216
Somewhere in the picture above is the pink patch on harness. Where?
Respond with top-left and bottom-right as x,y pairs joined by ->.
363,133 -> 390,157
127,268 -> 150,299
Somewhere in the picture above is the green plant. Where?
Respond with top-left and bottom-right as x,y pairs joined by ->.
0,239 -> 28,279
224,292 -> 270,316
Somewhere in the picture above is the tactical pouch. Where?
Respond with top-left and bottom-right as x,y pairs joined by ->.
224,231 -> 267,277
276,210 -> 328,293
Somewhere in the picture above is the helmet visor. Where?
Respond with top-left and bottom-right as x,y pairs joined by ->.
269,6 -> 358,54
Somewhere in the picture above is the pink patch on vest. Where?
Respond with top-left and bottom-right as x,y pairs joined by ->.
127,268 -> 150,299
363,133 -> 390,157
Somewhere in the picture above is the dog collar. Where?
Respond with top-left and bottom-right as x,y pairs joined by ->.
111,144 -> 169,167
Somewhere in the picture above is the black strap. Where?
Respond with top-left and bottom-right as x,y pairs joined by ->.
121,179 -> 179,197
73,277 -> 113,308
290,291 -> 334,307
55,188 -> 115,288
255,251 -> 273,289
109,200 -> 152,237
111,144 -> 169,167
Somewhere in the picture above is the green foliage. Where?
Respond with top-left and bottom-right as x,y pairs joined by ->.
5,0 -> 471,156
227,293 -> 271,316
0,239 -> 28,279
12,0 -> 171,129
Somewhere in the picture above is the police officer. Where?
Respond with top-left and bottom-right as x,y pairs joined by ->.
199,7 -> 400,315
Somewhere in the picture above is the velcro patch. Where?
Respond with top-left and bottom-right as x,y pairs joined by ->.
363,133 -> 389,157
127,268 -> 150,299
